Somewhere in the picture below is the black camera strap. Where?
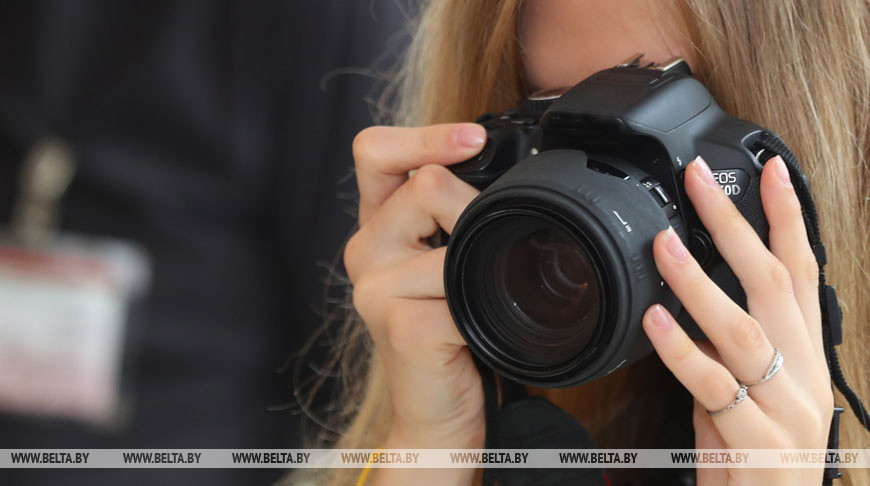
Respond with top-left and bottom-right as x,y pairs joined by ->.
476,133 -> 869,486
475,358 -> 609,486
754,132 -> 870,484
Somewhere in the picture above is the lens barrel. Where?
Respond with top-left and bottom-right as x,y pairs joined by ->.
445,149 -> 682,387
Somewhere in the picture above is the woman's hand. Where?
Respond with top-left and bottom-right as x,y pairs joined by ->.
642,156 -> 834,485
344,123 -> 487,485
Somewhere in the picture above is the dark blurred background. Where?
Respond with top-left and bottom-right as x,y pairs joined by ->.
0,1 -> 407,484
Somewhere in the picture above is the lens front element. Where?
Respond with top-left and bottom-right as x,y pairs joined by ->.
463,213 -> 603,368
504,226 -> 600,331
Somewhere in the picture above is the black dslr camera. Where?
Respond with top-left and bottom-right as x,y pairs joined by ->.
444,55 -> 800,387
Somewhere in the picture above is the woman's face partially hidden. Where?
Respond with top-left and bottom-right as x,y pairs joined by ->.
520,0 -> 697,92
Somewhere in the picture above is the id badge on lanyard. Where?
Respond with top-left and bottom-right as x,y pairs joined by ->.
0,140 -> 150,427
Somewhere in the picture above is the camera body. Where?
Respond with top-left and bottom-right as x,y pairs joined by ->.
444,58 -> 790,387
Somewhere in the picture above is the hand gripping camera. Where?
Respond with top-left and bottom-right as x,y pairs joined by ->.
444,55 -> 866,485
444,56 -> 821,387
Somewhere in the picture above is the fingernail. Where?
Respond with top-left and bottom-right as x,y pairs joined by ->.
692,156 -> 719,189
454,124 -> 486,148
649,304 -> 672,331
772,156 -> 792,187
664,227 -> 688,262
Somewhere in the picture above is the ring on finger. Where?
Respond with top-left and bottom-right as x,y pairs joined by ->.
743,348 -> 784,387
707,384 -> 749,416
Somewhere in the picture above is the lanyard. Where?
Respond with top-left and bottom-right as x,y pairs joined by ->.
10,138 -> 75,247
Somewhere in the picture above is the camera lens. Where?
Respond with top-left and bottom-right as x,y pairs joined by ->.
461,213 -> 602,368
445,150 -> 677,386
503,226 -> 600,331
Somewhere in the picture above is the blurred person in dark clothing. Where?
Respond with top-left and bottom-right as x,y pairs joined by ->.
0,1 -> 406,484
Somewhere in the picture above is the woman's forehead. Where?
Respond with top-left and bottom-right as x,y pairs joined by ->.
519,0 -> 695,91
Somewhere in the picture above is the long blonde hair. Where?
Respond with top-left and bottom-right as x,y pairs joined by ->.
289,1 -> 870,484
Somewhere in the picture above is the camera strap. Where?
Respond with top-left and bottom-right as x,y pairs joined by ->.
476,132 -> 869,486
475,359 -> 608,486
753,132 -> 870,484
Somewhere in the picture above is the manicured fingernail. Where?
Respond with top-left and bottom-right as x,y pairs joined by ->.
649,304 -> 672,331
664,227 -> 688,262
772,156 -> 792,187
454,124 -> 486,148
692,156 -> 719,189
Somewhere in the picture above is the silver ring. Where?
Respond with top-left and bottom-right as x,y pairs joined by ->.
743,348 -> 783,386
707,385 -> 748,416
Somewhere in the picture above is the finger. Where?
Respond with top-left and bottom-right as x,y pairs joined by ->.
376,164 -> 479,240
352,247 -> 448,330
759,156 -> 824,363
376,298 -> 467,363
653,227 -> 777,384
353,247 -> 447,320
685,156 -> 793,299
380,299 -> 481,441
683,157 -> 815,371
346,165 -> 478,280
353,123 -> 486,225
693,400 -> 729,485
693,340 -> 804,410
642,304 -> 773,447
378,247 -> 448,299
695,339 -> 723,364
693,400 -> 727,448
